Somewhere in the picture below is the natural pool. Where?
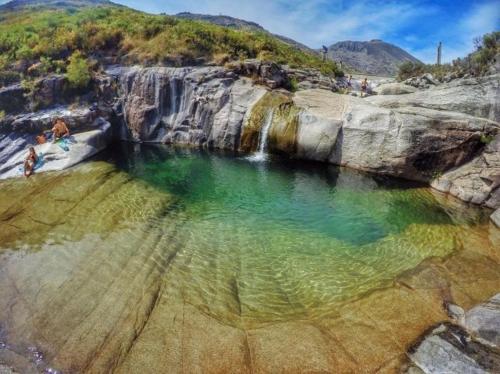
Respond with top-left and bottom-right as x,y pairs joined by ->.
0,144 -> 499,373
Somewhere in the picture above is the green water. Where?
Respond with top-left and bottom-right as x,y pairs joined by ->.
103,143 -> 488,324
0,143 -> 492,331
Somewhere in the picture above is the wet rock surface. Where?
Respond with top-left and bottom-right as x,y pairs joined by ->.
407,294 -> 500,374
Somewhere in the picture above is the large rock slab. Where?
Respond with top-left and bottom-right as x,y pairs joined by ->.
366,74 -> 500,121
290,90 -> 497,182
431,134 -> 500,207
0,119 -> 111,180
464,293 -> 500,347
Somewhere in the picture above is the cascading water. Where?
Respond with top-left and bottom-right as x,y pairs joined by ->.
247,110 -> 274,162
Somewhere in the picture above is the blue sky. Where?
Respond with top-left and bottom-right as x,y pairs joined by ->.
2,0 -> 499,62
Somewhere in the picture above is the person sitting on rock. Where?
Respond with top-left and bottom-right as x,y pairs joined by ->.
36,133 -> 47,145
24,147 -> 38,178
52,118 -> 70,142
361,78 -> 368,97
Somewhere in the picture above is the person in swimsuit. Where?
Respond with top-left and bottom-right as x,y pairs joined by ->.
24,147 -> 38,178
347,75 -> 353,90
51,118 -> 70,142
36,133 -> 47,144
361,78 -> 368,97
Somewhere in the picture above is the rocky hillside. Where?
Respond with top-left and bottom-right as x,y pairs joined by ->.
174,12 -> 316,54
328,40 -> 421,77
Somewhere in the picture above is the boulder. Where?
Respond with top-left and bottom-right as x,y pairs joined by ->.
407,294 -> 500,374
404,73 -> 439,89
373,82 -> 418,95
233,59 -> 288,89
431,134 -> 500,207
464,294 -> 500,347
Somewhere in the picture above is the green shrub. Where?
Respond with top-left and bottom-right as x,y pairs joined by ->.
0,110 -> 5,120
66,51 -> 91,89
288,77 -> 299,92
480,133 -> 495,145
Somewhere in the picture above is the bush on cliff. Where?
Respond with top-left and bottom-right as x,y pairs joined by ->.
66,51 -> 91,89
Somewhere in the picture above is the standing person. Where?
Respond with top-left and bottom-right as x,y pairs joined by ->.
361,78 -> 368,97
24,147 -> 38,178
347,75 -> 353,90
51,118 -> 70,142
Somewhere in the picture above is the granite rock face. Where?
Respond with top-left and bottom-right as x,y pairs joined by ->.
367,74 -> 500,121
112,66 -> 266,149
289,90 -> 498,183
372,82 -> 418,95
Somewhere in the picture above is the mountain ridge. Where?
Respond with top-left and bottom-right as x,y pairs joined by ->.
328,39 -> 422,77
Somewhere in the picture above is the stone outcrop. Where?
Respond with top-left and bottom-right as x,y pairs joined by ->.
407,294 -> 500,374
367,73 -> 500,121
372,82 -> 418,95
0,84 -> 25,114
112,66 -> 267,149
431,134 -> 500,207
492,209 -> 500,227
286,90 -> 498,183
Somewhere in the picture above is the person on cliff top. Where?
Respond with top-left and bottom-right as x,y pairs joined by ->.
24,147 -> 38,178
52,118 -> 70,142
361,78 -> 368,97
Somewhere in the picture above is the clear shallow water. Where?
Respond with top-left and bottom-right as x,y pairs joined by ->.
0,143 -> 492,331
100,143 -> 490,324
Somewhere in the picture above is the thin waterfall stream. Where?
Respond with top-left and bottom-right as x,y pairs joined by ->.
247,110 -> 274,162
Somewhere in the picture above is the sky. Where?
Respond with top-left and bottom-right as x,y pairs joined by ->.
1,0 -> 499,62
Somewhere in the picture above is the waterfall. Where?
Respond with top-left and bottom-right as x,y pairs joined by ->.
247,110 -> 274,162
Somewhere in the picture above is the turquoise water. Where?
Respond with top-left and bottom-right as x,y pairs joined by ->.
102,143 -> 488,324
